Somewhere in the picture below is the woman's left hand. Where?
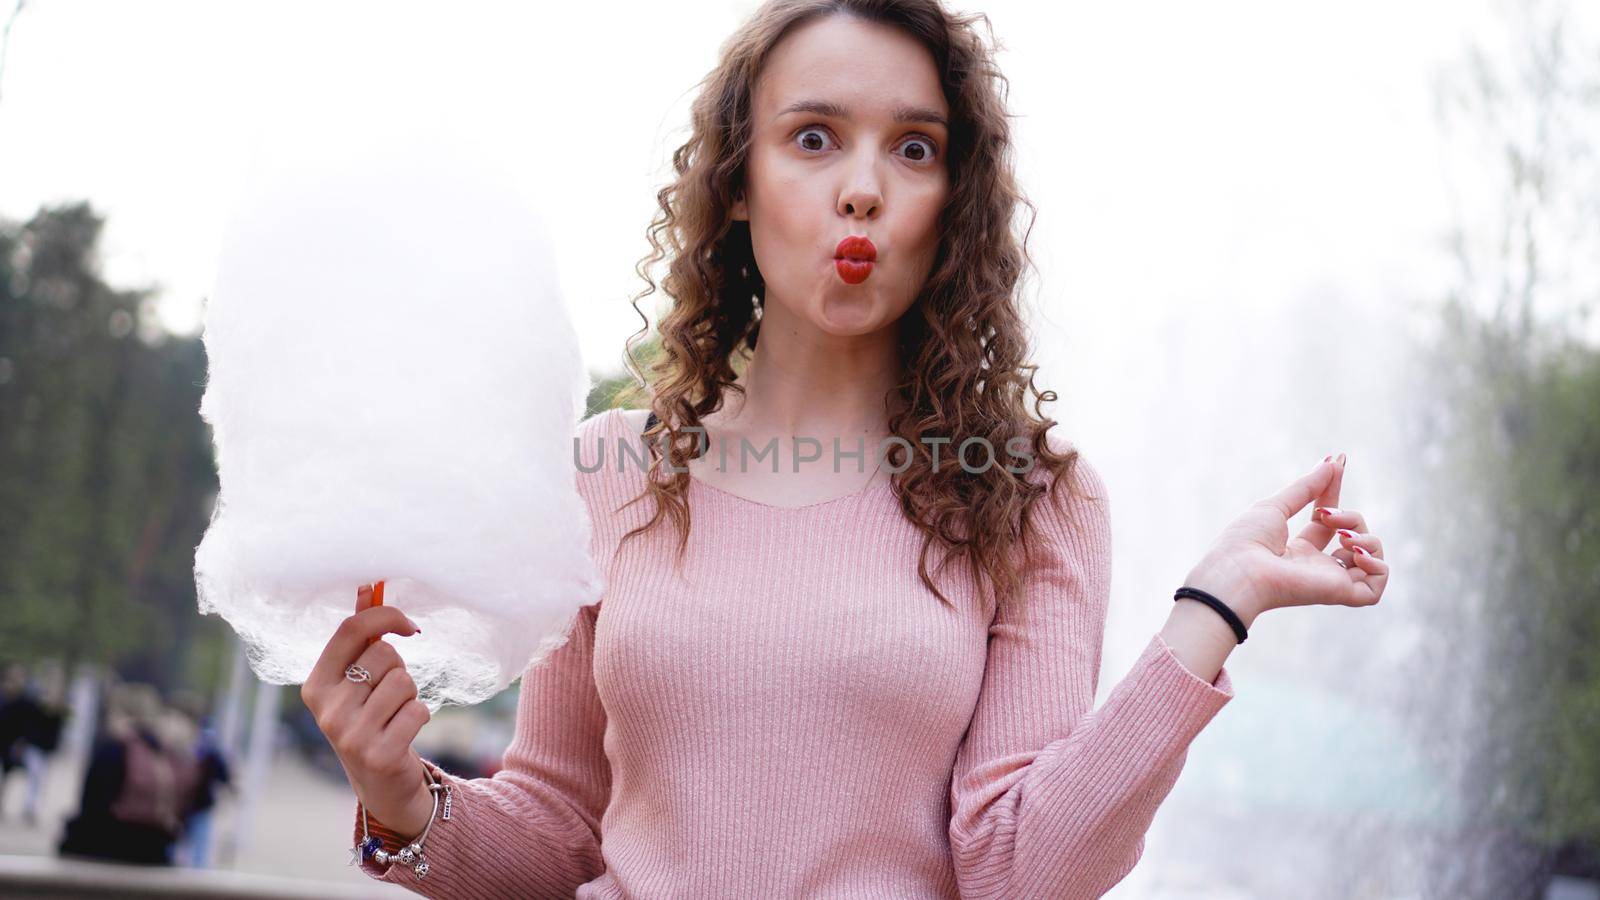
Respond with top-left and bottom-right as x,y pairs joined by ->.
1182,453 -> 1389,628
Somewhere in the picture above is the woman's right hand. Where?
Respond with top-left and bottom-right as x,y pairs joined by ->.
301,584 -> 435,837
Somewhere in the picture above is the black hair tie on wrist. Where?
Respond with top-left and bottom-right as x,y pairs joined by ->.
1173,586 -> 1248,644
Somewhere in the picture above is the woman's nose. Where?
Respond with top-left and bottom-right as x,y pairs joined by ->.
840,195 -> 879,217
837,161 -> 882,218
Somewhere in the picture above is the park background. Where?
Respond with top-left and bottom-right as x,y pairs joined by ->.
1,0 -> 1596,897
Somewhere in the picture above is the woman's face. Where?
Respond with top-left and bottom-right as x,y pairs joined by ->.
732,14 -> 950,338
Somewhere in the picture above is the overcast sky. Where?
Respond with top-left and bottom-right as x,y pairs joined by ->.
3,0 -> 1585,379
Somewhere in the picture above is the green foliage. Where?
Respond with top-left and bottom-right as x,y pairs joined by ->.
584,332 -> 663,416
1494,339 -> 1600,844
1416,297 -> 1600,847
0,202 -> 227,689
1406,0 -> 1600,859
583,329 -> 754,418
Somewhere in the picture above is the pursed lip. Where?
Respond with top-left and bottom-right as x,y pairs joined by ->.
834,235 -> 877,261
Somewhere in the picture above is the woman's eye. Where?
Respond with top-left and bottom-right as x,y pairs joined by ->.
899,137 -> 937,163
793,127 -> 938,163
796,127 -> 833,152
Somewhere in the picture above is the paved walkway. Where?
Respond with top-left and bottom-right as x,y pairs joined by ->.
0,746 -> 408,897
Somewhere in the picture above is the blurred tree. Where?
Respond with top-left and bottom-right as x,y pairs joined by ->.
0,202 -> 225,692
585,332 -> 660,416
1406,0 -> 1600,891
584,324 -> 754,418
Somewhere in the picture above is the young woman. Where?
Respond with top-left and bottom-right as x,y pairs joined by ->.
302,1 -> 1390,896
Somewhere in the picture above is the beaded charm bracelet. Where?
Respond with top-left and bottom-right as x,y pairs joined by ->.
352,760 -> 453,880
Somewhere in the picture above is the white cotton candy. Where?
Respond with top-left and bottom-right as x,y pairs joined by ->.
194,134 -> 602,711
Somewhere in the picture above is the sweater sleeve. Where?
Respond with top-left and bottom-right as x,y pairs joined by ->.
947,452 -> 1236,900
353,600 -> 611,898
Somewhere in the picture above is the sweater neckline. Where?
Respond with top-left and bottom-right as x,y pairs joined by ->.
611,406 -> 895,512
687,465 -> 893,511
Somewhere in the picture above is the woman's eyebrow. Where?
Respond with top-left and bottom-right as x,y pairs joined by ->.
774,98 -> 947,128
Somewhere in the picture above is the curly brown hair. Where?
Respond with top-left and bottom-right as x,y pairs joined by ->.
616,0 -> 1091,610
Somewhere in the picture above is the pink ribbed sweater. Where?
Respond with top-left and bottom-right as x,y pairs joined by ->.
354,406 -> 1235,898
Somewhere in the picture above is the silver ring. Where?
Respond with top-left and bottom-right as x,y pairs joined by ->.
345,664 -> 372,684
1335,558 -> 1350,569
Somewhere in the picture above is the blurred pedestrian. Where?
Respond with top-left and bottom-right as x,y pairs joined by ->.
169,690 -> 232,868
0,661 -> 61,826
57,682 -> 202,865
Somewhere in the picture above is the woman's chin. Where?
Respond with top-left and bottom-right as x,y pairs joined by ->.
818,294 -> 880,334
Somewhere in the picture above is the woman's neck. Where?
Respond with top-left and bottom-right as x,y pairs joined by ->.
716,330 -> 903,441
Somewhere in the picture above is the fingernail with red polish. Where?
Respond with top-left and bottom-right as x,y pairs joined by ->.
1354,545 -> 1372,557
1337,529 -> 1357,540
1316,506 -> 1341,519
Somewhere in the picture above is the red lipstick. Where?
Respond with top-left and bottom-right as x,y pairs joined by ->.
833,235 -> 876,285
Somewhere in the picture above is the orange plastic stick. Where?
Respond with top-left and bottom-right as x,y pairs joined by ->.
362,579 -> 387,648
